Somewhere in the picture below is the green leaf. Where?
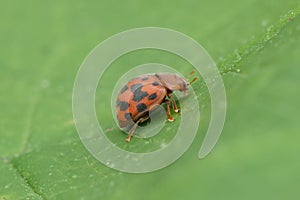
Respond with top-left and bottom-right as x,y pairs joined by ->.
1,0 -> 300,199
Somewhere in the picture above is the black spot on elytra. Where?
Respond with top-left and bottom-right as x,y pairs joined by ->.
141,77 -> 148,81
132,87 -> 148,102
148,93 -> 157,100
130,83 -> 143,92
152,81 -> 160,86
124,113 -> 132,121
118,101 -> 129,111
120,85 -> 128,94
136,103 -> 147,113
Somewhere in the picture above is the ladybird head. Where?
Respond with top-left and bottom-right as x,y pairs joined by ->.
156,73 -> 189,93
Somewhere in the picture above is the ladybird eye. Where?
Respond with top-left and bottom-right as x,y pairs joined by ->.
182,82 -> 187,90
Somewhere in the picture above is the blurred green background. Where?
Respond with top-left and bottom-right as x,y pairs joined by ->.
1,0 -> 300,199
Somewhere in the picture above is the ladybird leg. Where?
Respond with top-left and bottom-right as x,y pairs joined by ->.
126,124 -> 138,142
126,116 -> 149,142
168,93 -> 179,113
165,100 -> 175,122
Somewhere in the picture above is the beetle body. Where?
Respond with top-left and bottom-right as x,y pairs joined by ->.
116,73 -> 189,142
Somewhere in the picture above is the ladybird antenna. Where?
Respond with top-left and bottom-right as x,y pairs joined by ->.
189,77 -> 198,85
186,70 -> 198,85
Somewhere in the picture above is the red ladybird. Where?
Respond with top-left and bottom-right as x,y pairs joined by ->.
116,72 -> 197,142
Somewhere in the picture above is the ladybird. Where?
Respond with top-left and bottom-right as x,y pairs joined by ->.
116,72 -> 197,142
